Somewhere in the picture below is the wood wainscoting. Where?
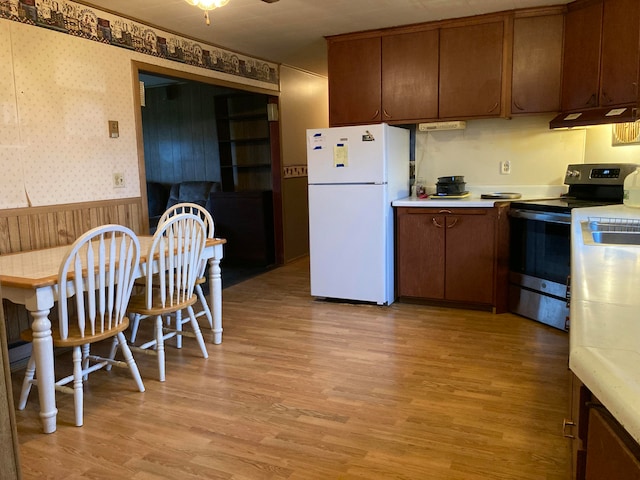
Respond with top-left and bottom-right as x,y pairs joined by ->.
0,197 -> 146,364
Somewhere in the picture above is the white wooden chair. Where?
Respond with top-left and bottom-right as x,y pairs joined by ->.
126,212 -> 209,382
131,203 -> 214,348
17,225 -> 145,427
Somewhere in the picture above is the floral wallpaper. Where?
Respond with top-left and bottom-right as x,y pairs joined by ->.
0,0 -> 279,86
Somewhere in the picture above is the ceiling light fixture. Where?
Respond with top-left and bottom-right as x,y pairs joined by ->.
184,0 -> 230,26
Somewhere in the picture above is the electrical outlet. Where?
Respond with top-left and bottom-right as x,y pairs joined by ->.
113,172 -> 125,188
500,160 -> 511,175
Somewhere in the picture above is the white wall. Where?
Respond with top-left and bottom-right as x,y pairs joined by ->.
584,124 -> 640,164
415,114 -> 586,187
416,114 -> 640,189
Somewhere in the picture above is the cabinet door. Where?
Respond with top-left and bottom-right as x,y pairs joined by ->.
512,14 -> 564,114
444,211 -> 495,304
439,21 -> 504,119
569,373 -> 590,480
561,1 -> 603,111
396,209 -> 445,299
586,408 -> 640,479
600,0 -> 640,107
382,29 -> 439,122
328,36 -> 381,126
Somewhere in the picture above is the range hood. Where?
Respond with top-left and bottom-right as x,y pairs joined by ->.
549,106 -> 638,129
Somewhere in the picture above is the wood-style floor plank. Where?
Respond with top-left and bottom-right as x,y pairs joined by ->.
12,257 -> 571,479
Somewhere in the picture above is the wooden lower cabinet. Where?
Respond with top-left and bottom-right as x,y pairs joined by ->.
396,206 -> 505,308
568,373 -> 640,480
586,408 -> 640,479
568,373 -> 591,480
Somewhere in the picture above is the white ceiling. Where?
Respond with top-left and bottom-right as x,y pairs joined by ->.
80,0 -> 572,76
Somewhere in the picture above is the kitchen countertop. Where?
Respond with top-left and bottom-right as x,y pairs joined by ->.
570,204 -> 640,445
391,185 -> 567,208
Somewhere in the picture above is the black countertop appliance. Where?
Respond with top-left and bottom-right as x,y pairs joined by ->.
436,175 -> 466,196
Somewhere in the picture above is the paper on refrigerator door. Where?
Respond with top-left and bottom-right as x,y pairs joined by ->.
309,132 -> 326,150
333,143 -> 348,167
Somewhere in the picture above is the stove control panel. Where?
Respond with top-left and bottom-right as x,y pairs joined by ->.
565,163 -> 639,185
590,167 -> 621,179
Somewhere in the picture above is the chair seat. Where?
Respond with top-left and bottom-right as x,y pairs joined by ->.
128,290 -> 198,316
21,317 -> 130,347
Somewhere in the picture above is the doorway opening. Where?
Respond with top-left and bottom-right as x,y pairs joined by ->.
133,62 -> 282,287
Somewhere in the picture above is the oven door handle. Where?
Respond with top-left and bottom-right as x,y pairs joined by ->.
509,209 -> 572,225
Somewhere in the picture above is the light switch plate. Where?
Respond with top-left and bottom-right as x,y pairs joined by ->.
113,172 -> 125,188
108,120 -> 119,138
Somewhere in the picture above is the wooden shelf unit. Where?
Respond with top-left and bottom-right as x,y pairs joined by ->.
215,94 -> 273,192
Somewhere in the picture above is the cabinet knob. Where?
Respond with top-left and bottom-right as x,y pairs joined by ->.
383,109 -> 392,119
513,101 -> 525,112
371,109 -> 380,120
446,218 -> 458,229
586,93 -> 597,107
432,217 -> 444,228
487,102 -> 499,113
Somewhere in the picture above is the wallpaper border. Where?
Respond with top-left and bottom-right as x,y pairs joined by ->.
0,0 -> 279,88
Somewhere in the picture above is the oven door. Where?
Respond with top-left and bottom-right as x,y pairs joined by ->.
508,208 -> 571,331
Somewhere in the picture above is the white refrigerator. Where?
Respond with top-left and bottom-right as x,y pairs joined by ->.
307,123 -> 410,305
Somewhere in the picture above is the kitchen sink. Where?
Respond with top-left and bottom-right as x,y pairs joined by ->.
586,218 -> 640,245
591,231 -> 640,245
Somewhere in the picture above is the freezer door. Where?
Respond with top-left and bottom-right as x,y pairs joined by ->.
308,184 -> 392,304
307,124 -> 387,185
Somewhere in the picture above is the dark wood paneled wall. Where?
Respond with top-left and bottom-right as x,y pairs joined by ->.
142,82 -> 222,185
1,197 -> 145,351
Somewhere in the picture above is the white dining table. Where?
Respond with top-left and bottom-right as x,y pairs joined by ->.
0,236 -> 225,434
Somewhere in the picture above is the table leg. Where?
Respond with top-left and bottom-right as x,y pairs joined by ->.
208,247 -> 223,344
30,308 -> 58,433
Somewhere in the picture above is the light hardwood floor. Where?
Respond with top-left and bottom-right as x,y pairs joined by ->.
12,257 -> 571,479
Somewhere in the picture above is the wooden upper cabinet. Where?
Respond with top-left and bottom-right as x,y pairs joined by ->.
439,20 -> 505,119
600,0 -> 640,107
328,36 -> 381,126
561,0 -> 603,111
561,0 -> 640,112
381,29 -> 439,122
511,13 -> 564,114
